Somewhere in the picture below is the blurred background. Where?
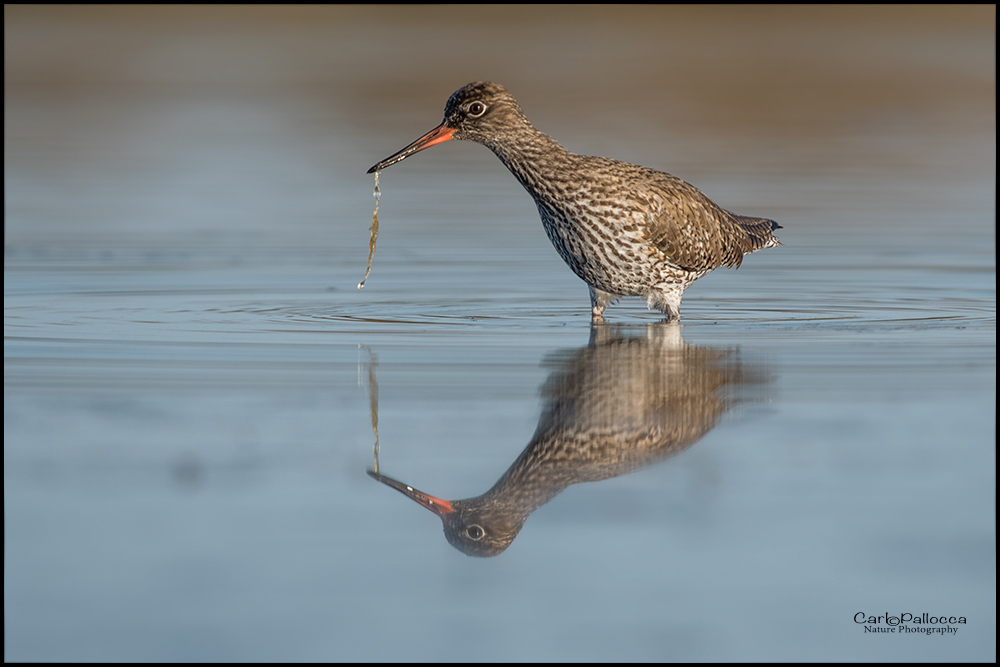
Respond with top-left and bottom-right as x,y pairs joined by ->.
6,6 -> 994,242
5,5 -> 995,662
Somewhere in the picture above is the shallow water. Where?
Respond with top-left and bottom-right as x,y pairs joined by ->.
4,6 -> 996,661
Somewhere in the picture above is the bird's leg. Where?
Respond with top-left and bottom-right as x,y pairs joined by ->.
589,286 -> 617,321
647,285 -> 683,321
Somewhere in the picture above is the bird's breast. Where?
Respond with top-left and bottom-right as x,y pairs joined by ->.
534,197 -> 667,295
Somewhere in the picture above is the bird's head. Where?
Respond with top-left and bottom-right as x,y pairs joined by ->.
367,81 -> 527,173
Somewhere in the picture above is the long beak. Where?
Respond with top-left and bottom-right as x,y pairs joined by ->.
367,123 -> 456,174
367,470 -> 455,515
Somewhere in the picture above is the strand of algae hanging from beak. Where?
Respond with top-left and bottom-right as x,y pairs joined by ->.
358,171 -> 380,289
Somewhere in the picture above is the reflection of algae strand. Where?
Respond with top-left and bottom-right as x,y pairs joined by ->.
365,347 -> 380,474
357,171 -> 380,289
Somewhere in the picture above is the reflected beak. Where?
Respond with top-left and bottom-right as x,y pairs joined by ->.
367,123 -> 456,174
367,470 -> 455,515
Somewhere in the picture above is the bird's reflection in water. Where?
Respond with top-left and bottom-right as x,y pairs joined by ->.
368,323 -> 770,557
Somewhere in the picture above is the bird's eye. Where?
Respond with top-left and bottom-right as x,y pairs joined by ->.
467,102 -> 487,118
466,525 -> 485,540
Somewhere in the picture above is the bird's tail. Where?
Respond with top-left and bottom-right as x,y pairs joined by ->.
734,215 -> 782,252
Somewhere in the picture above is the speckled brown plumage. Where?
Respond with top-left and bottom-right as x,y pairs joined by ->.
368,81 -> 782,320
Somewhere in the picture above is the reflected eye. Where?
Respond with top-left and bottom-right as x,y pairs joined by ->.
467,102 -> 487,118
466,525 -> 485,540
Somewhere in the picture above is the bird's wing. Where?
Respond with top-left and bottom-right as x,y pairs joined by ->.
638,171 -> 773,272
